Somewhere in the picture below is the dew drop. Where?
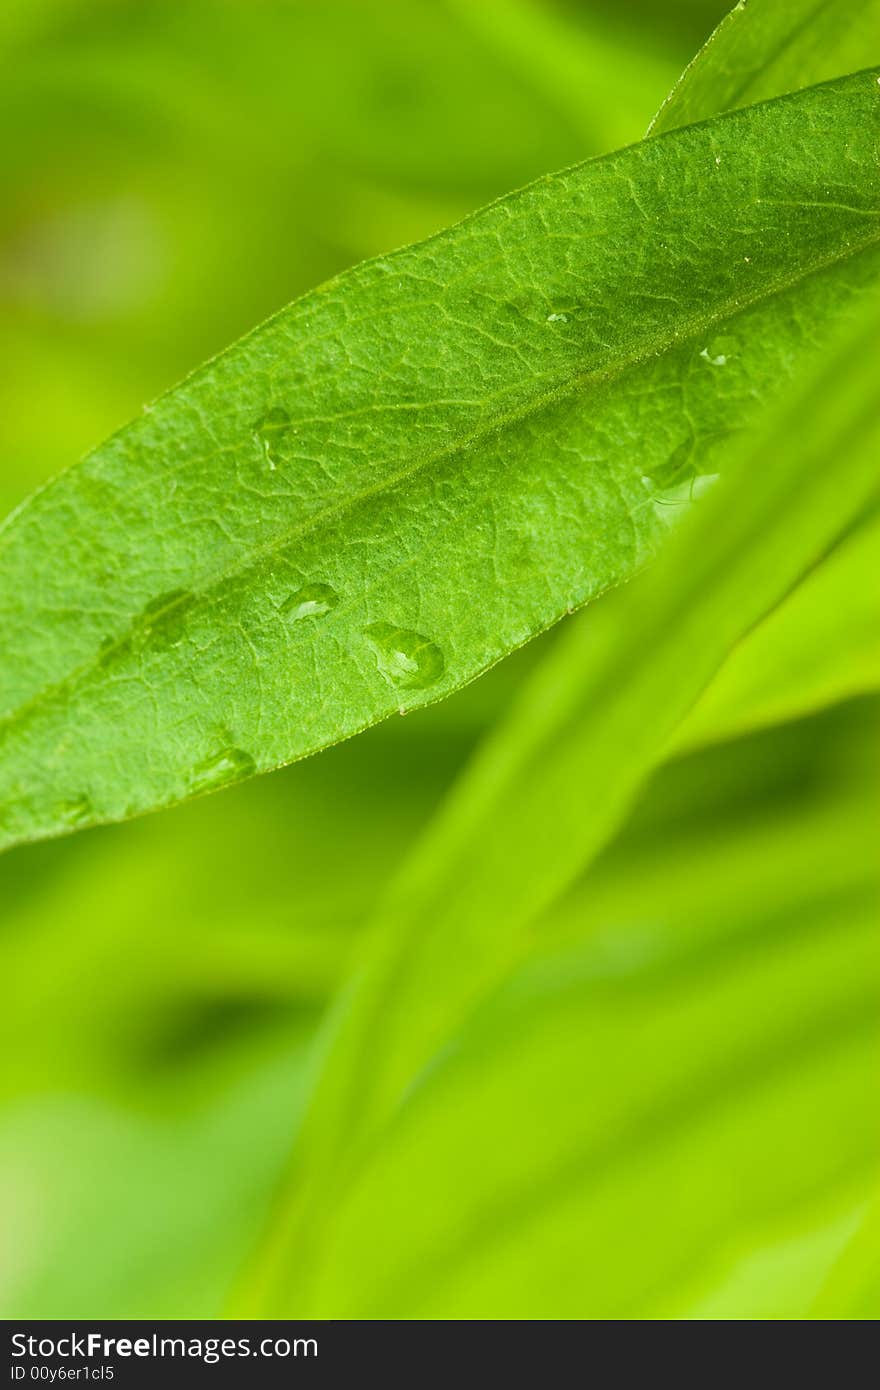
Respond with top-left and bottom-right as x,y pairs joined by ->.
691,472 -> 720,499
253,407 -> 292,469
644,440 -> 694,492
650,486 -> 694,521
98,634 -> 120,666
281,582 -> 339,622
98,590 -> 196,667
364,622 -> 445,691
58,793 -> 93,827
644,441 -> 720,522
189,747 -> 256,795
643,441 -> 698,520
699,334 -> 737,367
137,589 -> 196,648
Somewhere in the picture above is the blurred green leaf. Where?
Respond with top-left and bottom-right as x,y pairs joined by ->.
243,700 -> 880,1316
676,510 -> 880,748
310,905 -> 878,1317
812,1189 -> 880,1318
2,73 -> 879,849
309,912 -> 878,1317
0,1027 -> 315,1318
240,289 -> 880,1314
653,0 -> 880,133
446,0 -> 676,153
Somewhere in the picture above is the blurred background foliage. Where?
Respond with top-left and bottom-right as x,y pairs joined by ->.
1,0 -> 876,1319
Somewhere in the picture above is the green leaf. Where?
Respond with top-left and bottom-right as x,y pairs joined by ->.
812,1189 -> 880,1318
2,72 -> 879,850
308,903 -> 879,1317
652,0 -> 880,133
649,0 -> 880,754
239,289 -> 880,1314
446,0 -> 679,153
246,709 -> 880,1316
676,510 -> 880,749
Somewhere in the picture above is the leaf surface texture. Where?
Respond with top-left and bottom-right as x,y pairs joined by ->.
2,74 -> 879,847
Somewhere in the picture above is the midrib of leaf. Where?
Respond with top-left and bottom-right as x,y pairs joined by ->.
3,220 -> 877,751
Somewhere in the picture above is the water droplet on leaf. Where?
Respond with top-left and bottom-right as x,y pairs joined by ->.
99,590 -> 196,666
281,583 -> 339,621
645,440 -> 694,492
189,747 -> 256,795
97,633 -> 128,667
137,589 -> 196,648
364,622 -> 445,691
644,441 -> 720,522
699,334 -> 737,367
690,472 -> 720,498
253,407 -> 291,469
58,793 -> 93,826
